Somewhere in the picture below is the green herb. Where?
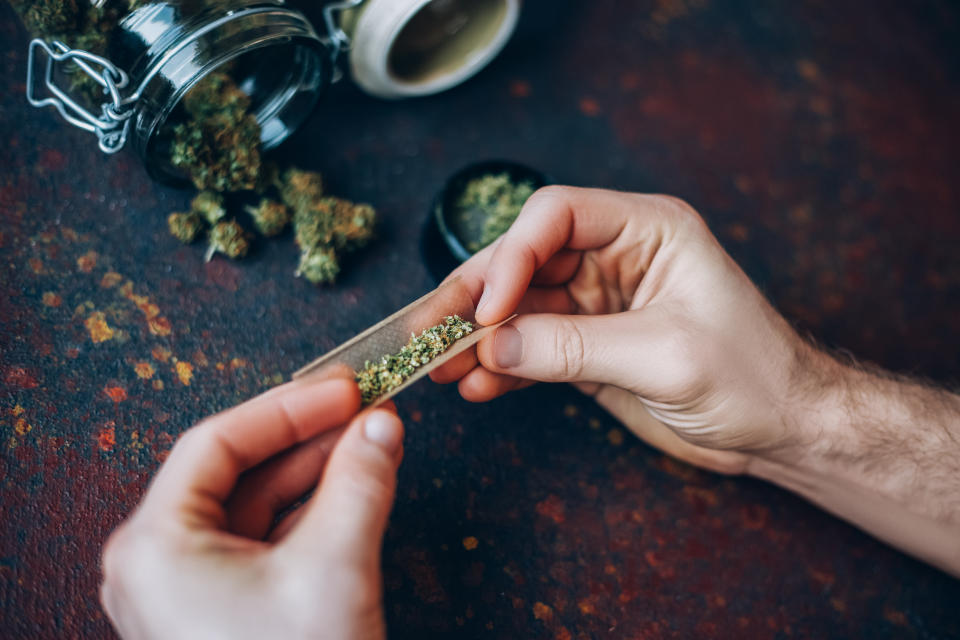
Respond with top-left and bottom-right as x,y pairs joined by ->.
167,212 -> 204,244
456,173 -> 536,252
355,315 -> 474,405
191,191 -> 226,226
205,220 -> 250,261
245,198 -> 290,237
296,246 -> 340,285
279,168 -> 325,212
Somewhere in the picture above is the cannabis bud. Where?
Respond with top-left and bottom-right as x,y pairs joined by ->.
170,73 -> 262,192
206,220 -> 250,261
191,191 -> 226,225
296,246 -> 340,285
355,316 -> 474,405
167,212 -> 204,244
456,173 -> 536,252
279,168 -> 325,213
244,199 -> 290,237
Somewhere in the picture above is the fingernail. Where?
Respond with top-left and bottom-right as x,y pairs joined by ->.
364,411 -> 403,454
494,324 -> 523,369
475,287 -> 490,320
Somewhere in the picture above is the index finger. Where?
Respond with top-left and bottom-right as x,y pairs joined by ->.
143,377 -> 361,525
468,186 -> 664,325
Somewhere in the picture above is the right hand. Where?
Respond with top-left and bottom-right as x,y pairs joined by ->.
432,186 -> 827,474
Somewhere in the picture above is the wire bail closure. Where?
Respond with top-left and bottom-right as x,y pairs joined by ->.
26,38 -> 136,154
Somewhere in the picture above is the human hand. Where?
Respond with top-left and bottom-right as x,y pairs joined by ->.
432,186 -> 823,474
100,376 -> 405,640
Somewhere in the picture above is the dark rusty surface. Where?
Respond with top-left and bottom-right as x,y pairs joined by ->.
2,1 -> 960,637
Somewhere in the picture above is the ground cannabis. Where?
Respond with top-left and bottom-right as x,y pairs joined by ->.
355,316 -> 474,405
456,173 -> 536,252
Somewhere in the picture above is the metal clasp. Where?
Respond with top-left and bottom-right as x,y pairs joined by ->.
26,39 -> 137,154
322,0 -> 366,82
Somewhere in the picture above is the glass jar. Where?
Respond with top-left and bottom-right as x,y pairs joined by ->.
26,0 -> 334,184
24,0 -> 522,184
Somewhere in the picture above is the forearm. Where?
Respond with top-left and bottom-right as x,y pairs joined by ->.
749,351 -> 960,576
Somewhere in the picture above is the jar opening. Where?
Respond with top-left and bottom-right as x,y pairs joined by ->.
145,38 -> 328,187
387,0 -> 509,85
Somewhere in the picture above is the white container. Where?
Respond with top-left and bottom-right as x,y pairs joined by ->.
343,0 -> 521,99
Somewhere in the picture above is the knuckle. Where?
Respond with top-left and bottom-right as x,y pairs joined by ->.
551,317 -> 586,380
653,195 -> 705,228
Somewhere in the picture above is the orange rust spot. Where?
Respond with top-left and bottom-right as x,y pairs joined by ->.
11,405 -> 25,417
619,71 -> 641,90
578,599 -> 596,615
509,80 -> 531,97
563,404 -> 578,417
727,223 -> 750,242
14,418 -> 32,435
535,494 -> 566,524
148,316 -> 172,336
104,385 -> 127,403
152,379 -> 165,390
410,410 -> 423,423
555,628 -> 572,640
532,602 -> 553,622
683,485 -> 719,507
831,598 -> 846,613
134,362 -> 155,379
796,59 -> 821,82
883,607 -> 907,626
151,346 -> 172,362
97,425 -> 116,451
606,428 -> 624,446
230,358 -> 248,369
42,291 -> 62,307
5,367 -> 39,389
193,351 -> 209,368
175,361 -> 194,386
29,258 -> 44,274
579,97 -> 601,117
604,564 -> 617,576
462,536 -> 479,551
76,250 -> 98,273
85,311 -> 115,343
100,271 -> 123,288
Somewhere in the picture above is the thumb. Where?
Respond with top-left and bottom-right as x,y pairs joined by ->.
282,409 -> 404,566
477,310 -> 669,390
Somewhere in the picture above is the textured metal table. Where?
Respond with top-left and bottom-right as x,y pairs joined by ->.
2,1 -> 959,638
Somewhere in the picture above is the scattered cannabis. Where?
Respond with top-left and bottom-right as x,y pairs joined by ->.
456,173 -> 536,253
296,246 -> 340,285
167,211 -> 204,244
286,174 -> 377,284
245,199 -> 290,237
191,191 -> 226,225
11,5 -> 378,283
206,220 -> 250,261
355,316 -> 475,405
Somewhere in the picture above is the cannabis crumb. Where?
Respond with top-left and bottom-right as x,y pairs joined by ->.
355,316 -> 474,405
455,173 -> 536,253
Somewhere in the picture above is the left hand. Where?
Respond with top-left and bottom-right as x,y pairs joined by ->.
100,376 -> 405,640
